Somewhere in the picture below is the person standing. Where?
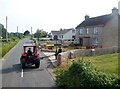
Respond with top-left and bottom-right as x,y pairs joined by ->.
55,47 -> 62,60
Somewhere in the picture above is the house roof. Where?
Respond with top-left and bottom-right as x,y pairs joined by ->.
0,23 -> 3,27
51,28 -> 73,35
51,31 -> 60,34
76,14 -> 115,29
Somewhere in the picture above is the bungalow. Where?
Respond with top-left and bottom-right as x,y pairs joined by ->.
75,7 -> 119,48
50,28 -> 76,41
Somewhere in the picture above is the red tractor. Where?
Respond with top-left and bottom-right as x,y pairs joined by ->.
20,41 -> 40,69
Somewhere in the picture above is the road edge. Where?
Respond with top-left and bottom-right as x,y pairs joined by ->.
0,39 -> 22,61
40,51 -> 56,81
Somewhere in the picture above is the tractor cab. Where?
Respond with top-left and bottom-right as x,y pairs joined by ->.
22,43 -> 39,57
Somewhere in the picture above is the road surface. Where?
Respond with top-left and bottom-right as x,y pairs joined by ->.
1,38 -> 57,88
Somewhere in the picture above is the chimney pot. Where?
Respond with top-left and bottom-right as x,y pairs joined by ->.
60,28 -> 62,31
85,15 -> 90,20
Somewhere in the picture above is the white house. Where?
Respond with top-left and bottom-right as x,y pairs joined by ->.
50,28 -> 76,41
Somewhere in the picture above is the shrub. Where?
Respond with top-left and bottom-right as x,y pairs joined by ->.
55,59 -> 119,89
69,43 -> 81,47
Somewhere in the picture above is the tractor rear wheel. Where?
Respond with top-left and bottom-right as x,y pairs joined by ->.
35,61 -> 40,68
22,62 -> 26,69
21,58 -> 26,69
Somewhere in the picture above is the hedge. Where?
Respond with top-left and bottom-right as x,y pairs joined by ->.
55,59 -> 119,89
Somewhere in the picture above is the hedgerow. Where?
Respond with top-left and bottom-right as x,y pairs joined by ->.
2,41 -> 18,57
55,59 -> 119,89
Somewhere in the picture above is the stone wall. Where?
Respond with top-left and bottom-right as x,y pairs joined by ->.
57,46 -> 118,66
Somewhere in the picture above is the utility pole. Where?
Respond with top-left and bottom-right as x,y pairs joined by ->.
22,29 -> 23,33
17,26 -> 18,37
31,27 -> 33,38
31,27 -> 32,35
6,16 -> 8,42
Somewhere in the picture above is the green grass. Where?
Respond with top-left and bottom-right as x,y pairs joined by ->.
0,43 -> 2,59
54,53 -> 119,88
82,53 -> 119,75
54,53 -> 119,76
0,37 -> 23,58
2,41 -> 18,57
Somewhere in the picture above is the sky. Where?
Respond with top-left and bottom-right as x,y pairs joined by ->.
0,0 -> 119,33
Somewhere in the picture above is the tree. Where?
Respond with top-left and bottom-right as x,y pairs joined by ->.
34,29 -> 41,38
41,30 -> 48,37
48,33 -> 52,38
34,29 -> 48,38
23,30 -> 30,36
0,23 -> 7,38
0,23 -> 24,39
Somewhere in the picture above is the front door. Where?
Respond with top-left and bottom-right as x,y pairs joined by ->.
83,37 -> 90,46
79,38 -> 83,46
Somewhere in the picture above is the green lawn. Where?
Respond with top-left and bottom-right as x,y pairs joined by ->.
54,53 -> 119,76
83,53 -> 119,75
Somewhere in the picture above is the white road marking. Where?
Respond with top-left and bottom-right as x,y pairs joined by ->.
21,69 -> 23,78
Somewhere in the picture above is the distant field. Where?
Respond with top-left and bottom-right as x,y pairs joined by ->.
83,53 -> 119,75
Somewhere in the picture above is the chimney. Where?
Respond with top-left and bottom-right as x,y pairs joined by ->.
112,7 -> 118,15
60,28 -> 62,31
85,15 -> 90,20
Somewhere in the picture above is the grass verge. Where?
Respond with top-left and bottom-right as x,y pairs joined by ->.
83,53 -> 119,75
1,37 -> 22,58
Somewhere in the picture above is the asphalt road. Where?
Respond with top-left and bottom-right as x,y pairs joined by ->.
1,38 -> 57,88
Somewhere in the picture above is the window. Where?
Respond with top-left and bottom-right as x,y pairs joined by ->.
80,29 -> 83,34
25,47 -> 34,53
93,27 -> 98,34
93,37 -> 98,45
59,35 -> 61,38
86,28 -> 89,34
72,30 -> 75,33
72,36 -> 75,39
95,38 -> 98,43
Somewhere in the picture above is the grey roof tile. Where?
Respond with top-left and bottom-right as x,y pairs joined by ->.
76,14 -> 115,29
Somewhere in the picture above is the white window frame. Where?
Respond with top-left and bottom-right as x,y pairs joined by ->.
72,30 -> 75,33
59,35 -> 61,38
95,38 -> 98,43
86,28 -> 89,34
80,29 -> 83,34
93,27 -> 98,34
93,37 -> 98,45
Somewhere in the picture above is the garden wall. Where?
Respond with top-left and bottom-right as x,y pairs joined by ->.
57,46 -> 118,65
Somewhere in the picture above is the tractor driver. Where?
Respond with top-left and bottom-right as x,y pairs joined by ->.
27,48 -> 33,56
